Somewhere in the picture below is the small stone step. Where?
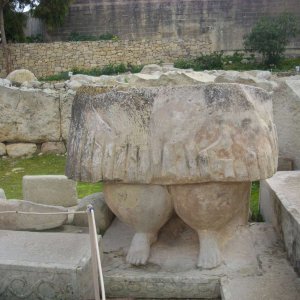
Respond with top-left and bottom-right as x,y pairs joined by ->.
221,275 -> 300,300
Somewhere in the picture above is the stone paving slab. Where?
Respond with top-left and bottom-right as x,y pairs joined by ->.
103,218 -> 299,299
0,230 -> 97,300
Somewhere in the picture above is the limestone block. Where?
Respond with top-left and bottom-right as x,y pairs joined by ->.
0,230 -> 96,299
65,80 -> 83,90
23,175 -> 78,207
0,199 -> 67,230
140,64 -> 163,74
0,143 -> 6,156
260,171 -> 300,274
6,143 -> 37,158
129,71 -> 212,87
0,86 -> 60,143
6,69 -> 37,84
73,192 -> 114,233
272,79 -> 300,169
41,141 -> 66,154
0,189 -> 6,200
66,84 -> 278,184
61,92 -> 75,141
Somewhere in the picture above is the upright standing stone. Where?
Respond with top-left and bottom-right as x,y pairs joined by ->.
23,175 -> 78,207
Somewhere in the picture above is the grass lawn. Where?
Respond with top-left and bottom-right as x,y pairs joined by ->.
0,154 -> 261,221
0,154 -> 102,199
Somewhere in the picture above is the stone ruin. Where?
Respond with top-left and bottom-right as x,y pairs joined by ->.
1,68 -> 300,299
66,83 -> 278,270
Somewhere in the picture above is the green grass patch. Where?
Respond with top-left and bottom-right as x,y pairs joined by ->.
0,155 -> 102,199
1,155 -> 263,221
250,181 -> 263,222
39,63 -> 143,82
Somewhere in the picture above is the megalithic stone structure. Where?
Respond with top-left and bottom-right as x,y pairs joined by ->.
66,84 -> 278,269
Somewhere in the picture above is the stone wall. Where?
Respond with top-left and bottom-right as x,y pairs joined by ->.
49,0 -> 300,52
0,39 -> 211,78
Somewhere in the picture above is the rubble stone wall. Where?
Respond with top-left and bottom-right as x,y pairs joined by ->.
0,39 -> 211,78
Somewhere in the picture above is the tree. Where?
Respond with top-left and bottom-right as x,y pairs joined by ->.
33,0 -> 73,32
244,13 -> 298,66
0,0 -> 72,74
0,1 -> 32,73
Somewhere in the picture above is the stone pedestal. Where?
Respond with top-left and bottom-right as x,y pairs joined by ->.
0,230 -> 99,300
260,171 -> 300,274
102,218 -> 300,299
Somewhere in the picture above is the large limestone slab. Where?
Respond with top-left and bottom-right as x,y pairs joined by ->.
260,171 -> 300,274
6,69 -> 37,84
73,192 -> 114,234
6,143 -> 37,158
103,219 -> 300,299
0,199 -> 67,230
66,84 -> 278,184
0,230 -> 97,300
272,79 -> 300,169
0,86 -> 60,143
23,175 -> 78,207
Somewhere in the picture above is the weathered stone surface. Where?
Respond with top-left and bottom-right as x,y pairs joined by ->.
0,86 -> 60,142
128,70 -> 214,87
73,192 -> 114,233
41,141 -> 66,154
0,230 -> 97,299
6,69 -> 37,84
66,84 -> 278,184
272,79 -> 300,169
103,220 -> 300,298
23,175 -> 78,207
260,171 -> 300,274
0,189 -> 6,200
140,64 -> 163,74
0,143 -> 6,156
6,143 -> 37,158
0,199 -> 67,230
215,70 -> 277,91
61,91 -> 76,141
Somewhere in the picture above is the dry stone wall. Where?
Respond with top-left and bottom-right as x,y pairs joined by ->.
0,39 -> 211,78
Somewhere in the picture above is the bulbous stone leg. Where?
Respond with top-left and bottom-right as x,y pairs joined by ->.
197,230 -> 221,269
104,183 -> 173,265
170,182 -> 251,270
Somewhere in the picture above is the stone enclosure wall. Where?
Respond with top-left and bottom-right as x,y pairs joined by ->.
50,0 -> 300,52
0,39 -> 211,78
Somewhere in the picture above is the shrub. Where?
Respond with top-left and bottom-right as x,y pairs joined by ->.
244,13 -> 298,66
193,51 -> 224,70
